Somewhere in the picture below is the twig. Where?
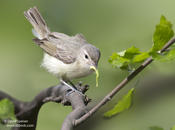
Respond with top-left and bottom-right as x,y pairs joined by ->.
74,37 -> 175,126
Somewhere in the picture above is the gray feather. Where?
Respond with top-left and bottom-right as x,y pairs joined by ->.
24,6 -> 50,39
33,37 -> 77,64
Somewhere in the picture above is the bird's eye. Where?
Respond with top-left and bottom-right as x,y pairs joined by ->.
85,54 -> 89,59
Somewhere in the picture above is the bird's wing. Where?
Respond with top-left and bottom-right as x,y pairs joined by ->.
33,38 -> 77,64
33,32 -> 88,64
48,32 -> 87,47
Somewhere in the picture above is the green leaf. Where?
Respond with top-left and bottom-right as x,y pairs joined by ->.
109,46 -> 149,71
133,52 -> 150,63
118,46 -> 141,58
109,46 -> 142,71
104,88 -> 135,118
151,48 -> 175,61
164,48 -> 175,60
109,15 -> 175,71
149,126 -> 164,130
0,99 -> 16,122
171,125 -> 175,130
152,15 -> 174,52
109,52 -> 130,70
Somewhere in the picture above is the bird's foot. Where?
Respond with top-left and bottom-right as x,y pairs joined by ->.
75,81 -> 89,94
60,79 -> 85,97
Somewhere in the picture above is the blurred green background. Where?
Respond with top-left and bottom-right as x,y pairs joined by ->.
0,0 -> 175,130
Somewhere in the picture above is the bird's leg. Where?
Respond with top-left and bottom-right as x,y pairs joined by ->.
60,79 -> 77,91
67,80 -> 77,90
60,79 -> 85,96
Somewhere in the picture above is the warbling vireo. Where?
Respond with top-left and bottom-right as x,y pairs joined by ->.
24,7 -> 100,92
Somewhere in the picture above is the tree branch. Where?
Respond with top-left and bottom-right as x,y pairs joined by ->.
74,37 -> 175,126
0,83 -> 90,130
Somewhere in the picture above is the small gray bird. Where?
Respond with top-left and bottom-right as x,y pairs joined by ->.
24,7 -> 100,91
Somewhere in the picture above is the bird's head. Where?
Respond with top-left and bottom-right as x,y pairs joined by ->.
77,44 -> 101,72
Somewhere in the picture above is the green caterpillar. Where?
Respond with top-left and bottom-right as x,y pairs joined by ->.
90,66 -> 99,87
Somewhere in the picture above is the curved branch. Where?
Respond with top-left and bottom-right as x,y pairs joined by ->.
0,83 -> 90,130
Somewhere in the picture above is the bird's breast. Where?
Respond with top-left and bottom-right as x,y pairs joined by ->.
41,53 -> 92,80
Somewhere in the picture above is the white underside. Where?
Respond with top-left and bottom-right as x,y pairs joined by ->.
41,53 -> 92,80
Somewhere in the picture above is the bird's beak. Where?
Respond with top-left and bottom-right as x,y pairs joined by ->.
90,66 -> 99,87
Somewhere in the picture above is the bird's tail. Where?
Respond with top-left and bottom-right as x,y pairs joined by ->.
24,7 -> 50,39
